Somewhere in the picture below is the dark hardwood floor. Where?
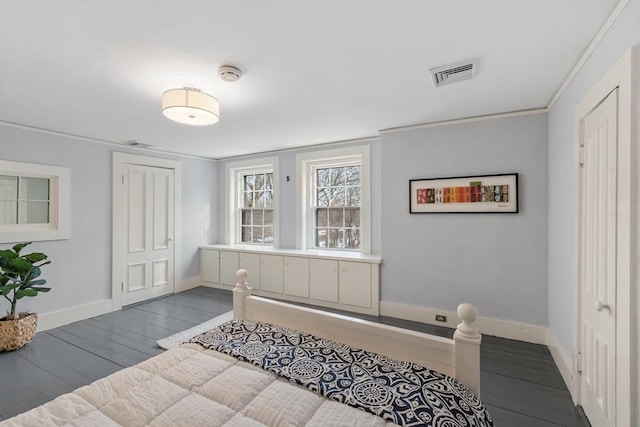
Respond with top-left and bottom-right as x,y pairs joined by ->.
0,287 -> 586,426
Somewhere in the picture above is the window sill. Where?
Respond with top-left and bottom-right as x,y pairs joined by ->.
200,244 -> 382,264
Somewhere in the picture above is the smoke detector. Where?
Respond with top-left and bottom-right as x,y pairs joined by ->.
429,58 -> 478,87
218,65 -> 242,82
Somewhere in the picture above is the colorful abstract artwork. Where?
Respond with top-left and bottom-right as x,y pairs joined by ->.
409,173 -> 518,213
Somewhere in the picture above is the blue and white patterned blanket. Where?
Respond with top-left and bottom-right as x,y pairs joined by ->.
191,320 -> 493,427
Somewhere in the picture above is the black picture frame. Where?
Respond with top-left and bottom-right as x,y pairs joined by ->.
409,173 -> 519,213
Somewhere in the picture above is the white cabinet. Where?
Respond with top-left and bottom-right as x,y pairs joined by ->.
339,261 -> 371,308
200,249 -> 219,283
261,255 -> 284,294
199,246 -> 380,315
284,256 -> 309,298
220,251 -> 239,286
239,252 -> 261,289
309,259 -> 338,303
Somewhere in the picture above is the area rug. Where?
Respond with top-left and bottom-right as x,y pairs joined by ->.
156,310 -> 233,350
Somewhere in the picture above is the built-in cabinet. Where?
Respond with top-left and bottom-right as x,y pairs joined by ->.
200,245 -> 381,315
283,256 -> 309,298
219,251 -> 238,286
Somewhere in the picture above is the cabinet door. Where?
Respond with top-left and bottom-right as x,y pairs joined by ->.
200,249 -> 220,283
219,251 -> 239,286
339,261 -> 371,308
239,252 -> 261,289
284,257 -> 309,298
309,259 -> 338,303
260,255 -> 284,294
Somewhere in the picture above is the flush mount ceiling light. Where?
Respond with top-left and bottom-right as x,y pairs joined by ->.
162,87 -> 219,126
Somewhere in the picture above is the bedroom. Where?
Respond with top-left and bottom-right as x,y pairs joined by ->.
0,0 -> 638,426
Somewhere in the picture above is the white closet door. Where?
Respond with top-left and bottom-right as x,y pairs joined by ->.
122,165 -> 175,306
579,89 -> 618,427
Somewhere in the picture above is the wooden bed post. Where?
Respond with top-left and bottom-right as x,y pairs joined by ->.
233,269 -> 251,320
453,303 -> 482,396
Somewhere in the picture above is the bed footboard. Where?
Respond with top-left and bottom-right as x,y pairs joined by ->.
232,269 -> 481,396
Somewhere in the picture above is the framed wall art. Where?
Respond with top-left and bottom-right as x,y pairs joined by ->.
409,173 -> 518,213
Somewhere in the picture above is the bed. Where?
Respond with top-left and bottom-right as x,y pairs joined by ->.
2,269 -> 493,427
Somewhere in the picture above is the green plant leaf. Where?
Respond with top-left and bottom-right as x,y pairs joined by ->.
30,287 -> 51,292
27,279 -> 47,287
23,267 -> 41,284
15,289 -> 38,299
9,257 -> 32,274
0,249 -> 18,263
25,252 -> 47,263
12,242 -> 31,254
0,283 -> 20,295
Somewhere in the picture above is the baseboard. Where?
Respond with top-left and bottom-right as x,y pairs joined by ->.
379,300 -> 548,345
546,328 -> 576,402
175,276 -> 203,293
36,299 -> 113,332
200,282 -> 234,291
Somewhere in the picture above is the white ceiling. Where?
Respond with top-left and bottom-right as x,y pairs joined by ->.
0,0 -> 618,159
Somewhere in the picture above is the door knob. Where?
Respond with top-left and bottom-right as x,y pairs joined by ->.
167,238 -> 173,243
595,300 -> 610,312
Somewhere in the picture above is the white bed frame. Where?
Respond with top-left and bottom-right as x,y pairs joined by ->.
231,269 -> 482,396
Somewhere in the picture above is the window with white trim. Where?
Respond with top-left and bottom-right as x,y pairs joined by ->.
312,164 -> 361,250
0,160 -> 70,243
297,146 -> 370,253
226,157 -> 279,246
240,172 -> 274,244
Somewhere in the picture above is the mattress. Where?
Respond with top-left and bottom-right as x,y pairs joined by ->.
2,343 -> 396,427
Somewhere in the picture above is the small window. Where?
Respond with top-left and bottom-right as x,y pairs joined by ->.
226,157 -> 279,246
0,160 -> 70,243
241,172 -> 274,245
0,175 -> 51,225
312,166 -> 361,249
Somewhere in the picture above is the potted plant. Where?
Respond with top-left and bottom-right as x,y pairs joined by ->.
0,242 -> 51,351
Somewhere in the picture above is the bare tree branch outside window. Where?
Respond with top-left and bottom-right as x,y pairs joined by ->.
241,172 -> 274,244
314,166 -> 360,249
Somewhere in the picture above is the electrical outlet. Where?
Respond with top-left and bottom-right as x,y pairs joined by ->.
435,314 -> 447,323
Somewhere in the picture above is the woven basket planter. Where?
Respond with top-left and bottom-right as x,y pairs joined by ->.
0,313 -> 38,352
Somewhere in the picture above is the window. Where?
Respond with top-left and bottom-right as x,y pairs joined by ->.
312,165 -> 361,249
226,157 -> 279,246
0,176 -> 51,225
241,172 -> 274,244
297,145 -> 370,253
0,160 -> 70,243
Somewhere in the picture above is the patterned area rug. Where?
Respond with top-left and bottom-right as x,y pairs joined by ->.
156,311 -> 233,349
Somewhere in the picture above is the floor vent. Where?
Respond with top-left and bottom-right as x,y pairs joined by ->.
429,58 -> 478,87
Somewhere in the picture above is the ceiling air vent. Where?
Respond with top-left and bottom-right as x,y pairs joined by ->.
429,58 -> 478,87
123,140 -> 153,149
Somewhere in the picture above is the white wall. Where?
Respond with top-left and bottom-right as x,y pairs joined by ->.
379,114 -> 549,325
0,126 -> 217,314
546,0 -> 639,418
214,115 -> 548,328
548,0 -> 640,360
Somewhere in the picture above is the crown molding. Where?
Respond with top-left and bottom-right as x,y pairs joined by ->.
546,0 -> 630,110
0,120 -> 218,162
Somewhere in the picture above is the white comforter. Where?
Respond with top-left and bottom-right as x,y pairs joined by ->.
2,343 -> 398,427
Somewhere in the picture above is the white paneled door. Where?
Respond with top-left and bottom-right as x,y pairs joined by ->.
578,89 -> 618,427
122,164 -> 175,306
